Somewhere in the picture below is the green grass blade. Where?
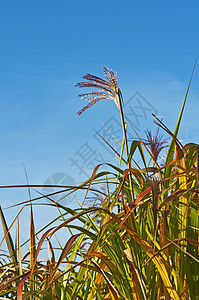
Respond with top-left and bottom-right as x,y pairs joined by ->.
166,59 -> 197,166
0,206 -> 17,264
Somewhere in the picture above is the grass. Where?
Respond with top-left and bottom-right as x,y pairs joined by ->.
0,64 -> 199,299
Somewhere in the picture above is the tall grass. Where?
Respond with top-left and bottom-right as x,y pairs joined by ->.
0,64 -> 199,299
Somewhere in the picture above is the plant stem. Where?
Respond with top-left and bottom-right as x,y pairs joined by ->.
118,88 -> 135,203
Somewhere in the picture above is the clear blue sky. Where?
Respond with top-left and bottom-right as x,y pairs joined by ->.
0,1 -> 199,239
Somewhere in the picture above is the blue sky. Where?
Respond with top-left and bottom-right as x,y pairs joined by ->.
0,1 -> 199,240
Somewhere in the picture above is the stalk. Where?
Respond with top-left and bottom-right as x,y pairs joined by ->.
118,88 -> 135,203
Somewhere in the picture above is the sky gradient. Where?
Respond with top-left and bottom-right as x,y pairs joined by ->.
0,1 -> 199,239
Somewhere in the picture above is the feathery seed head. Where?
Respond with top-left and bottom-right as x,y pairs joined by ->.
76,67 -> 119,115
145,128 -> 168,162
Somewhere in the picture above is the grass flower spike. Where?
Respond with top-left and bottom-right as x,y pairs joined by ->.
75,67 -> 120,115
76,67 -> 135,202
145,128 -> 168,162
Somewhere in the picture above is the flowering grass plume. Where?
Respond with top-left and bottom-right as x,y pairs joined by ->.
75,67 -> 120,115
145,128 -> 168,162
76,66 -> 135,202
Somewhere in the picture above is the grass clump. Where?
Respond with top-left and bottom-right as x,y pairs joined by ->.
0,64 -> 199,299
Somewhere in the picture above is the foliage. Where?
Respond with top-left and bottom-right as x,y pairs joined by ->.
0,64 -> 199,299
